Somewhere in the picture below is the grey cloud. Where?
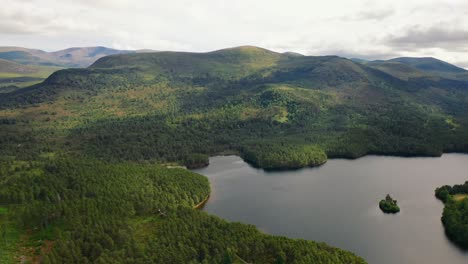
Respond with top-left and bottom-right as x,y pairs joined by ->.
0,22 -> 37,35
0,6 -> 100,36
333,6 -> 396,22
74,0 -> 130,9
385,25 -> 468,51
0,8 -> 53,35
354,9 -> 395,21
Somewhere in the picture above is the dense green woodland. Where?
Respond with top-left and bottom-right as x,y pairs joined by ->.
1,46 -> 468,262
435,182 -> 468,248
242,143 -> 327,169
0,157 -> 364,263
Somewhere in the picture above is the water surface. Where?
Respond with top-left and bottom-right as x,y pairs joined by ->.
193,154 -> 468,264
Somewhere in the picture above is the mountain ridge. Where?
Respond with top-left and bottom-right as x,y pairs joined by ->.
0,46 -> 157,67
1,44 -> 467,76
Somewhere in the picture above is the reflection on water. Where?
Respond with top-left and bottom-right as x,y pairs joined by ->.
193,154 -> 468,264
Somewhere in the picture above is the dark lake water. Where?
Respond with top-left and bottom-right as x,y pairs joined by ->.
193,154 -> 468,264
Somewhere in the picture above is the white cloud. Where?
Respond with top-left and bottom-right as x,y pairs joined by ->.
0,0 -> 467,67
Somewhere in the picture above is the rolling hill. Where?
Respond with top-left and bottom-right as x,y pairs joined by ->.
0,58 -> 37,74
0,58 -> 62,92
361,57 -> 468,81
388,57 -> 466,73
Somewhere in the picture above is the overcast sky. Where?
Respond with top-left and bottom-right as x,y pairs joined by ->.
1,0 -> 468,67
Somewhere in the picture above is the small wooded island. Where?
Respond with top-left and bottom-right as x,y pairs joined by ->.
379,194 -> 400,213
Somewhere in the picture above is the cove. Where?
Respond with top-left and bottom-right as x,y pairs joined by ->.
193,154 -> 468,264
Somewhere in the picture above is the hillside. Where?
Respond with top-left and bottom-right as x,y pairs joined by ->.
1,46 -> 468,262
1,46 -> 467,166
389,57 -> 466,73
361,57 -> 468,81
0,58 -> 37,74
364,61 -> 431,81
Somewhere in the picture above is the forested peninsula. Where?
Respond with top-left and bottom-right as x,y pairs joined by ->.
435,182 -> 468,248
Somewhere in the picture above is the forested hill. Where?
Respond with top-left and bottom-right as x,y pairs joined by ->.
0,46 -> 468,168
1,46 -> 467,168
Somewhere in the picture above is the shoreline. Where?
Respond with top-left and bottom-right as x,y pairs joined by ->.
194,195 -> 210,209
192,151 -> 468,171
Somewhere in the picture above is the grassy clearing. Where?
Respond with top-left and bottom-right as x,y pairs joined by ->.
453,194 -> 468,202
129,216 -> 162,251
0,207 -> 20,264
0,66 -> 62,79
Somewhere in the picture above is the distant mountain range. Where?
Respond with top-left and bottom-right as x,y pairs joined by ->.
1,44 -> 467,92
1,45 -> 466,70
0,46 -> 158,68
0,46 -> 157,91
